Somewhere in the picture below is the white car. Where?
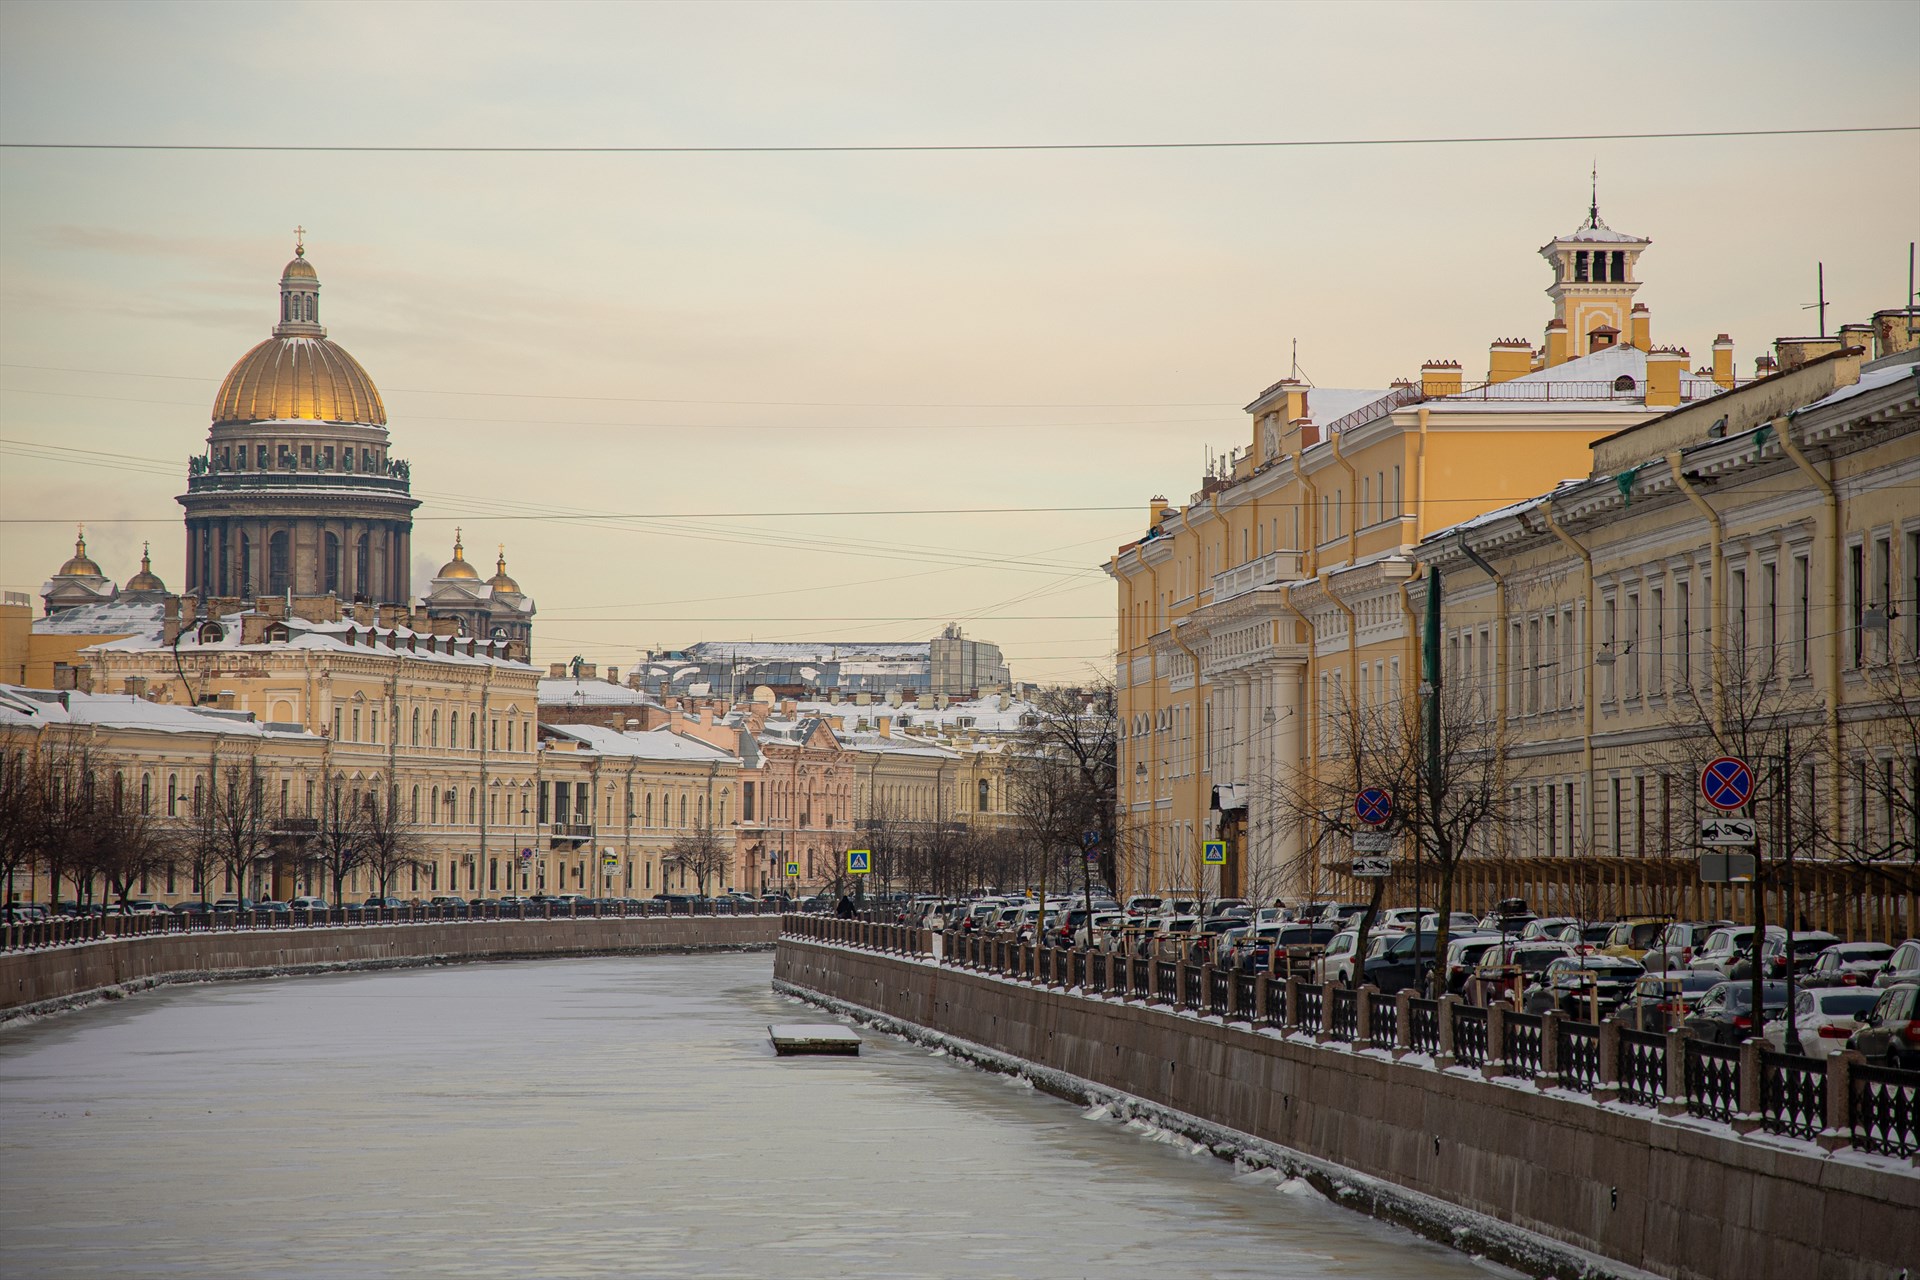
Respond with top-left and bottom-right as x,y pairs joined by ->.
1761,987 -> 1883,1055
1690,925 -> 1787,976
1074,911 -> 1129,949
1803,942 -> 1895,987
1521,916 -> 1581,940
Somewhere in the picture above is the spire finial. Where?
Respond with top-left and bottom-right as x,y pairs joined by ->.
453,527 -> 464,559
294,224 -> 307,256
497,542 -> 507,570
1589,162 -> 1599,228
141,540 -> 151,569
76,523 -> 86,554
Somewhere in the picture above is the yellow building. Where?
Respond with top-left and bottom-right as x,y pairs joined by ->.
1422,329 -> 1920,939
1109,202 -> 1759,903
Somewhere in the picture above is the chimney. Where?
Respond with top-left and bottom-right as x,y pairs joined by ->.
936,693 -> 949,710
1630,303 -> 1651,351
1774,335 -> 1842,372
1645,347 -> 1687,409
579,662 -> 596,679
123,676 -> 146,698
1544,319 -> 1569,367
878,716 -> 891,739
606,665 -> 619,684
549,662 -> 567,678
1419,360 -> 1462,397
1838,322 -> 1874,357
1486,339 -> 1530,385
780,699 -> 796,717
854,691 -> 871,706
1872,308 -> 1919,358
216,690 -> 237,710
1292,417 -> 1319,450
1754,354 -> 1778,378
669,707 -> 686,732
1148,495 -> 1169,526
1711,334 -> 1735,389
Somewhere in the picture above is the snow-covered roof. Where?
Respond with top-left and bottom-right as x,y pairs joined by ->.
542,723 -> 736,762
538,677 -> 659,707
1792,352 -> 1920,416
678,640 -> 930,662
837,734 -> 960,760
31,600 -> 166,636
793,693 -> 1041,735
0,684 -> 316,739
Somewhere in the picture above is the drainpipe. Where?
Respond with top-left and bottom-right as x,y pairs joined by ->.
1284,587 -> 1321,891
1776,422 -> 1844,838
1666,453 -> 1725,735
1414,407 -> 1431,543
1455,533 -> 1511,847
1290,451 -> 1320,578
1330,431 -> 1362,565
1542,503 -> 1596,856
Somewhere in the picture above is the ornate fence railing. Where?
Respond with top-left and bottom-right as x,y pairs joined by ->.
776,925 -> 1920,1161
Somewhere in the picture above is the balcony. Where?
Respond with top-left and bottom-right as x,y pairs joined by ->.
548,823 -> 594,845
183,468 -> 413,497
1210,549 -> 1305,605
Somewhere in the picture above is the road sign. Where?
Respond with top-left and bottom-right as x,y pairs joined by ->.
1084,848 -> 1101,867
1350,856 -> 1394,878
1354,786 -> 1393,826
1700,756 -> 1754,812
602,853 -> 618,867
1700,817 -> 1758,847
1203,840 -> 1226,865
1352,831 -> 1393,854
1698,852 -> 1758,883
846,848 -> 871,875
519,848 -> 533,862
1081,830 -> 1101,848
784,861 -> 801,878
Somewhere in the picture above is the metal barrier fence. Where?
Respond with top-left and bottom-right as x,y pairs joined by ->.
777,922 -> 1920,1164
3,897 -> 786,951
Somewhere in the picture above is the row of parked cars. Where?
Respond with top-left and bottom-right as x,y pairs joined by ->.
916,891 -> 1919,1067
4,890 -> 792,923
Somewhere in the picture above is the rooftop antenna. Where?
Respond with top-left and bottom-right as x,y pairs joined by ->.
1291,337 -> 1298,380
1801,262 -> 1828,338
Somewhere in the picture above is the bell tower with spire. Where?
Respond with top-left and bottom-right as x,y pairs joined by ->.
1537,174 -> 1652,365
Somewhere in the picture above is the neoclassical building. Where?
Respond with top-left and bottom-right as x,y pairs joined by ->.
180,241 -> 419,604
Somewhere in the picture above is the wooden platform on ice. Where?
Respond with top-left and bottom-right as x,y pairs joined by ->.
769,1024 -> 861,1056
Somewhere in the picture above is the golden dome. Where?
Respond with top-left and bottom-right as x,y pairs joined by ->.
213,335 -> 387,426
437,531 -> 481,581
58,528 -> 104,579
124,542 -> 167,593
281,250 -> 318,282
487,545 -> 522,595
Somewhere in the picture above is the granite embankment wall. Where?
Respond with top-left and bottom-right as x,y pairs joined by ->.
775,938 -> 1919,1280
2,916 -> 779,1018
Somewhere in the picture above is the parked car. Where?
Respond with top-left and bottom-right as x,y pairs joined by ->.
1519,916 -> 1582,941
1680,980 -> 1790,1044
1441,933 -> 1503,994
1846,983 -> 1920,1068
1745,930 -> 1844,980
1613,970 -> 1725,1033
1467,941 -> 1575,1006
289,896 -> 329,912
1314,928 -> 1368,985
1596,917 -> 1670,961
253,900 -> 291,917
1521,955 -> 1644,1019
1639,920 -> 1736,972
1761,988 -> 1883,1056
1690,925 -> 1786,977
1876,939 -> 1920,989
363,896 -> 407,911
1363,931 -> 1443,993
1803,942 -> 1896,987
1238,923 -> 1337,975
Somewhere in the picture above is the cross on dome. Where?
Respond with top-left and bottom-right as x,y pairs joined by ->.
294,224 -> 307,255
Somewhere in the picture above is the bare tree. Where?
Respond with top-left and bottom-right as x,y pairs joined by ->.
308,770 -> 372,905
97,797 -> 175,910
0,739 -> 47,907
362,781 -> 428,900
1008,683 -> 1121,900
1824,637 -> 1920,877
202,749 -> 280,902
667,820 -> 731,897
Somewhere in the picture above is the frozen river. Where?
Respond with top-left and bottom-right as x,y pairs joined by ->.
0,954 -> 1513,1279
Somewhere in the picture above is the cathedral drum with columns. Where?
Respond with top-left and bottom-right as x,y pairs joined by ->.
179,237 -> 419,604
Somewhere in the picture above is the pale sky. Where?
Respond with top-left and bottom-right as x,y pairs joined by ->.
2,0 -> 1916,685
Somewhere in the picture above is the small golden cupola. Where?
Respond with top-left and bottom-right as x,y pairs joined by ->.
436,529 -> 481,581
488,545 -> 522,597
123,541 -> 168,595
58,527 -> 105,579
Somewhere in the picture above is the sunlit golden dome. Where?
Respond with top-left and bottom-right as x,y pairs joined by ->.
123,542 -> 167,594
58,528 -> 104,579
488,545 -> 522,595
213,337 -> 387,426
211,240 -> 387,427
437,530 -> 481,580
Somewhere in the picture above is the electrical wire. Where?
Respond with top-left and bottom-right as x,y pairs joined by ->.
4,125 -> 1912,153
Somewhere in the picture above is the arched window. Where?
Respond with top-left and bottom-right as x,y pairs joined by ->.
430,708 -> 439,746
268,530 -> 290,595
354,534 -> 370,600
140,773 -> 152,813
644,793 -> 653,827
978,779 -> 990,812
469,713 -> 478,749
410,785 -> 420,822
431,788 -> 439,823
411,707 -> 421,745
167,774 -> 178,816
468,788 -> 477,824
679,795 -> 688,827
1613,375 -> 1637,392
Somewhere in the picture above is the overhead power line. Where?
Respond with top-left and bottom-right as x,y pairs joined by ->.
2,126 -> 1913,153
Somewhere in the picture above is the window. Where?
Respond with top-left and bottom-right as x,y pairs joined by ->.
1623,592 -> 1639,699
1850,542 -> 1865,667
351,707 -> 360,742
166,774 -> 178,816
1872,535 -> 1893,665
412,708 -> 421,745
1649,586 -> 1665,697
1676,579 -> 1693,687
323,532 -> 340,595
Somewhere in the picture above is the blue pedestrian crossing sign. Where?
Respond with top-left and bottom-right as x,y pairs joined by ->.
784,861 -> 800,878
1203,840 -> 1226,865
1700,757 -> 1754,812
847,848 -> 872,875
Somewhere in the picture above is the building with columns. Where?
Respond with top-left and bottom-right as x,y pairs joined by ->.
1108,202 -> 1762,904
181,240 -> 418,604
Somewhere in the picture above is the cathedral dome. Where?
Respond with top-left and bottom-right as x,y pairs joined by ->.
487,546 -> 522,596
436,532 -> 481,581
213,336 -> 387,426
58,530 -> 104,578
211,239 -> 387,427
123,542 -> 167,594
